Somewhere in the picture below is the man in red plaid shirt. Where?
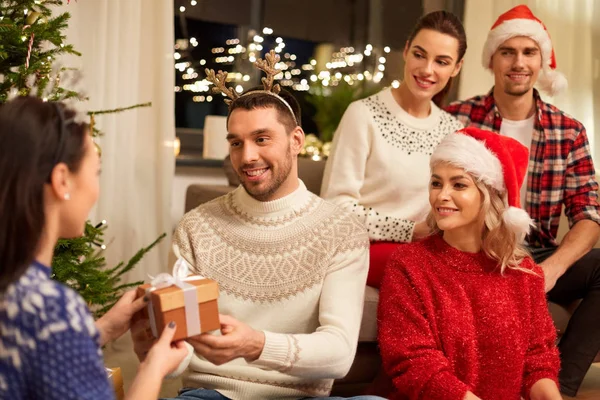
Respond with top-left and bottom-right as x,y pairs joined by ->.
445,5 -> 600,397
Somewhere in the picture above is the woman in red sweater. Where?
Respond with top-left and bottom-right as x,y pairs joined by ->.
377,127 -> 561,400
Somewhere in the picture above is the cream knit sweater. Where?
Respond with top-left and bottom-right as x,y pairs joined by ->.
321,87 -> 463,242
172,181 -> 369,399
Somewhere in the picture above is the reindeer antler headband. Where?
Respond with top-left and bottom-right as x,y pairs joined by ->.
205,50 -> 297,124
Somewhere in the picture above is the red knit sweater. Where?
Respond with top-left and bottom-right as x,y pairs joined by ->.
378,234 -> 559,400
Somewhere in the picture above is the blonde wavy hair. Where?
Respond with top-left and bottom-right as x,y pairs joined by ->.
425,165 -> 533,274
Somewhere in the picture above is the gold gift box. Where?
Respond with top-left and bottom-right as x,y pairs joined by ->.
134,278 -> 220,341
106,367 -> 124,400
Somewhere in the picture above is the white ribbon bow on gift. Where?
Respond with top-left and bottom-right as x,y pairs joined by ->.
150,257 -> 196,288
146,257 -> 203,338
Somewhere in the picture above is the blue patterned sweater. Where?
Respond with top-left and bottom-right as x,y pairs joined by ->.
0,262 -> 114,399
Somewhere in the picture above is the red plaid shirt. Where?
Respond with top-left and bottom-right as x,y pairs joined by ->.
445,89 -> 600,248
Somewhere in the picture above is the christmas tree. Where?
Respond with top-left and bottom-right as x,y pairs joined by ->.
52,222 -> 165,317
0,0 -> 81,103
0,0 -> 162,316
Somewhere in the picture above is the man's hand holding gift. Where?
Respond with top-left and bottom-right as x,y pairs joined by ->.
187,314 -> 265,365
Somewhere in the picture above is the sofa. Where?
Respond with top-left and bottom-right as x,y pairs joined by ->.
183,156 -> 590,396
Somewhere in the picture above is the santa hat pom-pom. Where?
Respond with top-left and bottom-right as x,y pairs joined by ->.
503,206 -> 534,241
537,69 -> 568,97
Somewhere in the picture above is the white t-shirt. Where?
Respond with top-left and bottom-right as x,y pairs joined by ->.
500,115 -> 535,208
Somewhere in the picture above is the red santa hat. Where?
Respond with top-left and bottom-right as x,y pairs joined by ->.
481,4 -> 567,96
430,127 -> 533,239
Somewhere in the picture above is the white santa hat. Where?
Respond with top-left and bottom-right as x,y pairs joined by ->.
481,4 -> 567,96
430,127 -> 534,240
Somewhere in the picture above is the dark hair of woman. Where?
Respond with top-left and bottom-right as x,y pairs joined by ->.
406,10 -> 467,106
0,97 -> 89,292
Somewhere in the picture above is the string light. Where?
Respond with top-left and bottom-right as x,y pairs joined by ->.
173,137 -> 181,156
174,26 -> 392,95
89,220 -> 108,250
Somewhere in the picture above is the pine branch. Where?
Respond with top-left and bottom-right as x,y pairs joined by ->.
52,221 -> 166,318
88,102 -> 152,116
114,233 -> 167,279
88,102 -> 152,137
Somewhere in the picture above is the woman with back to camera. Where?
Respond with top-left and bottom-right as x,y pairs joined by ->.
378,127 -> 562,400
321,10 -> 466,288
0,96 -> 188,399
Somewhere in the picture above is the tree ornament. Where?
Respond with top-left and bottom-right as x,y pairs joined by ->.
25,11 -> 40,25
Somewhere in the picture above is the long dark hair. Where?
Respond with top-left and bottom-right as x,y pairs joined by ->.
406,10 -> 467,107
0,97 -> 89,292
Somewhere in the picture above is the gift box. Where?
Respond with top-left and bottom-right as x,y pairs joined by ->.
106,367 -> 124,400
134,258 -> 220,341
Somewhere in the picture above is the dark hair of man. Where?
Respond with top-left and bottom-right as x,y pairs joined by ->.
227,87 -> 302,133
0,97 -> 89,292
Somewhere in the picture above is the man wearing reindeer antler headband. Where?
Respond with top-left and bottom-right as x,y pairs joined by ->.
132,51 -> 383,400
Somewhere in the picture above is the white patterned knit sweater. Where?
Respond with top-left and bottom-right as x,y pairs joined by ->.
173,181 -> 370,400
321,87 -> 463,242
